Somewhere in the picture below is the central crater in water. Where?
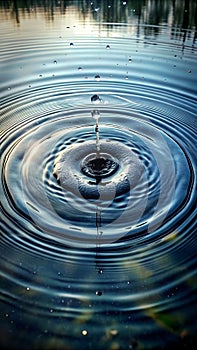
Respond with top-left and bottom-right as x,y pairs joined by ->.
53,139 -> 143,200
81,153 -> 119,180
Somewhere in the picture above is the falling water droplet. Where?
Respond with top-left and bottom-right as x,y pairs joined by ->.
91,110 -> 100,120
91,94 -> 102,104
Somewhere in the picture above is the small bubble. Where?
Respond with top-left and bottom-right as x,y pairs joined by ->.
94,74 -> 101,81
96,290 -> 103,296
188,69 -> 192,73
66,26 -> 70,28
78,66 -> 82,71
7,87 -> 11,90
128,58 -> 132,62
70,42 -> 74,46
39,74 -> 42,77
125,75 -> 129,80
98,268 -> 103,274
53,60 -> 57,64
122,1 -> 127,5
26,287 -> 30,291
106,44 -> 110,49
81,330 -> 88,336
50,309 -> 53,313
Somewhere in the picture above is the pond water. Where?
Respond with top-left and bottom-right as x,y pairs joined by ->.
0,1 -> 197,349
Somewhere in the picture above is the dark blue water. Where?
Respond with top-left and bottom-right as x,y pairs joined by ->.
0,1 -> 197,349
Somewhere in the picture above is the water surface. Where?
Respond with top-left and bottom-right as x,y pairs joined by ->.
0,1 -> 197,349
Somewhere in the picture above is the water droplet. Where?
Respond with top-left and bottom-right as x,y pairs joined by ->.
122,1 -> 127,5
91,94 -> 101,103
106,44 -> 110,49
91,110 -> 100,120
78,66 -> 82,71
94,74 -> 101,81
82,330 -> 88,336
53,60 -> 57,64
96,290 -> 103,296
98,268 -> 103,274
109,329 -> 119,336
188,69 -> 192,73
70,42 -> 74,46
26,287 -> 30,291
128,58 -> 132,62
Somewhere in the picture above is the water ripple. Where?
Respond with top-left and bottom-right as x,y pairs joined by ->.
1,27 -> 197,349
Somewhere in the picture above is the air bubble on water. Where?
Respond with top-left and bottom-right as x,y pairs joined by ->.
78,66 -> 82,71
106,44 -> 110,49
53,60 -> 57,64
128,58 -> 132,62
94,74 -> 101,81
70,42 -> 74,46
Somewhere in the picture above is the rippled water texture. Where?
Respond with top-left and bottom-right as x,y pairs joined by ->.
0,1 -> 197,349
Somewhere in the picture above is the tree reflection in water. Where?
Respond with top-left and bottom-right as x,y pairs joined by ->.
0,0 -> 196,38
